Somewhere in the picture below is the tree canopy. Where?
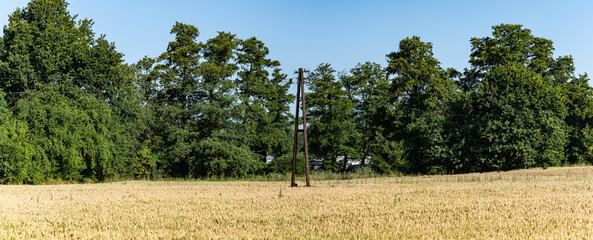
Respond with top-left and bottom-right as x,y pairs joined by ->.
0,0 -> 591,183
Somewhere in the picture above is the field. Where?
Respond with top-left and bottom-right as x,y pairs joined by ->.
1,167 -> 593,239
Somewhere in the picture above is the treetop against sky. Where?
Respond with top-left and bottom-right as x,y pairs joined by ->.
1,0 -> 591,79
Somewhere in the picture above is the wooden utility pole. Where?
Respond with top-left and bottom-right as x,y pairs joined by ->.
291,68 -> 311,187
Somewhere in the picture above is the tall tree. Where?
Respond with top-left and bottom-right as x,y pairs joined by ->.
0,0 -> 134,105
194,31 -> 239,139
0,0 -> 140,181
468,24 -> 574,86
151,22 -> 201,177
130,57 -> 159,178
469,63 -> 567,170
385,36 -> 457,174
156,22 -> 201,112
190,31 -> 261,178
307,63 -> 359,172
235,37 -> 293,163
558,74 -> 593,164
341,62 -> 390,167
465,24 -> 569,171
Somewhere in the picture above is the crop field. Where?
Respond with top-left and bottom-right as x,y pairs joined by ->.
1,167 -> 593,239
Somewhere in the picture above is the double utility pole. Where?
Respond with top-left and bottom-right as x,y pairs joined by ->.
291,68 -> 311,187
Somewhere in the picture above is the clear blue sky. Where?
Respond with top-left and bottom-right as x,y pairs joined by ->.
1,0 -> 592,80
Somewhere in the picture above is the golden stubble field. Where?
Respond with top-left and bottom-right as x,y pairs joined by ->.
1,166 -> 593,239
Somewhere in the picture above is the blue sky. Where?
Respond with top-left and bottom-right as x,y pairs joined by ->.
1,0 -> 592,80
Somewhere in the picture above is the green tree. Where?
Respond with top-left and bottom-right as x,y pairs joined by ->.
14,91 -> 119,181
188,31 -> 258,178
148,24 -> 263,178
465,24 -> 570,170
151,22 -> 202,176
189,132 -> 260,178
235,37 -> 293,163
135,57 -> 159,108
194,31 -> 239,139
0,90 -> 7,122
469,63 -> 567,170
307,63 -> 359,172
0,90 -> 42,184
385,36 -> 457,174
0,0 -> 140,181
342,62 -> 390,167
131,57 -> 160,178
468,24 -> 575,86
0,0 -> 134,105
156,22 -> 201,112
558,74 -> 593,164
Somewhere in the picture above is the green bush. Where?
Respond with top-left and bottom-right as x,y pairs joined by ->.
189,136 -> 259,178
15,91 -> 121,181
268,153 -> 307,175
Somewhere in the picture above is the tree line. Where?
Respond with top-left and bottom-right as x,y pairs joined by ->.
1,0 -> 592,183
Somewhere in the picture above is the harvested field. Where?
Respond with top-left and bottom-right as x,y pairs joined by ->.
1,166 -> 593,239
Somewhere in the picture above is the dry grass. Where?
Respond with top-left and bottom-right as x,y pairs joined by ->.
1,166 -> 593,239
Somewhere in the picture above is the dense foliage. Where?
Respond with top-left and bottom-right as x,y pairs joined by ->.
0,0 -> 591,183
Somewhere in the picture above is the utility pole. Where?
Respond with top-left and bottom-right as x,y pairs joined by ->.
291,68 -> 311,187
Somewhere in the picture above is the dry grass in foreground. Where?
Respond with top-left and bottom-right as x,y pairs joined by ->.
1,166 -> 593,239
